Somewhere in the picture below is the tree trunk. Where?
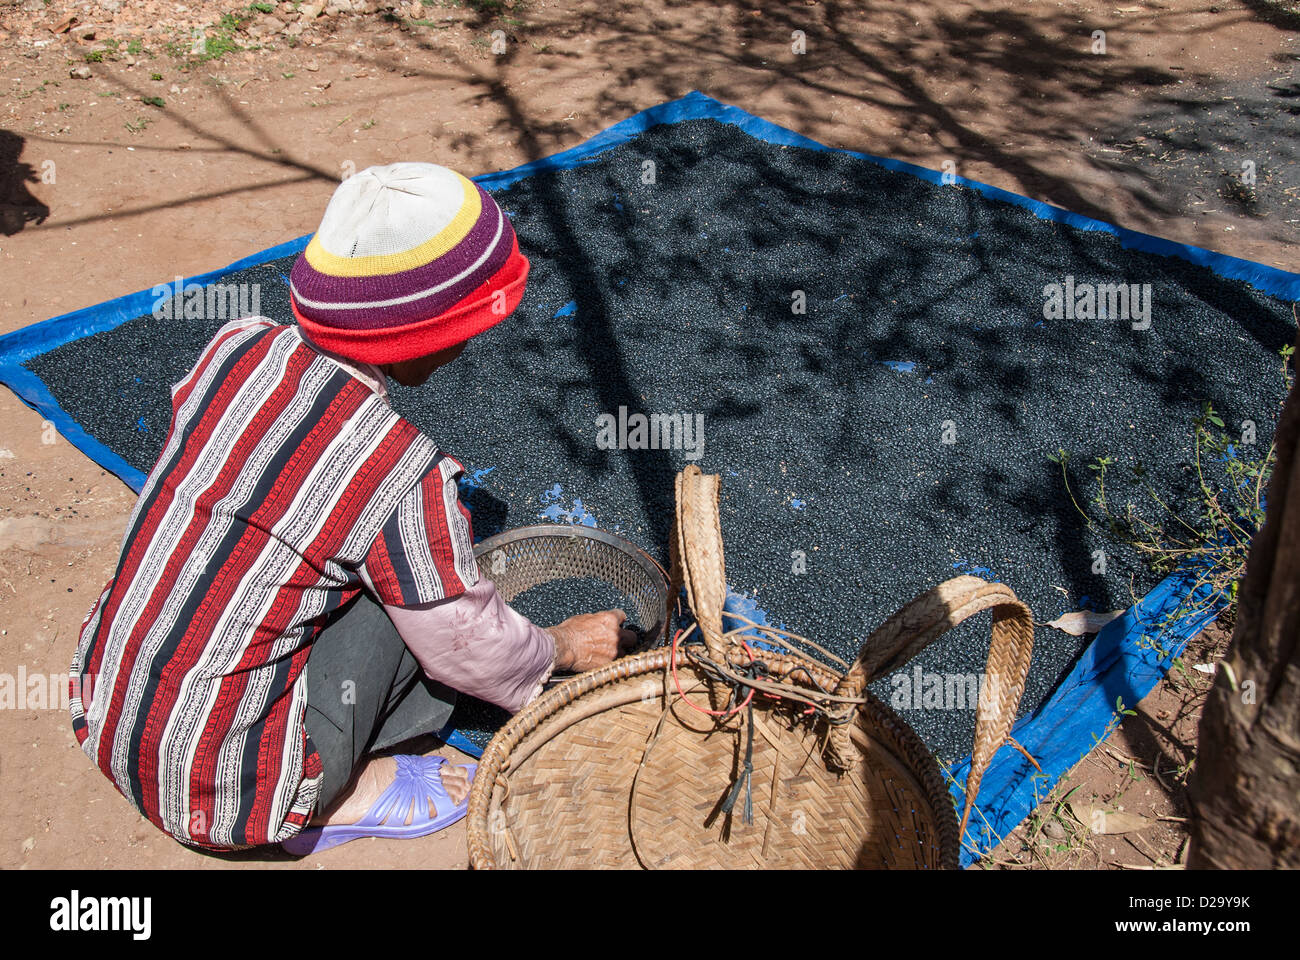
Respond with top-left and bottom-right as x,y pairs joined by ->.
1187,363 -> 1300,869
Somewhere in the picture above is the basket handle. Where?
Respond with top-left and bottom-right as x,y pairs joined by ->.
826,575 -> 1035,838
671,464 -> 729,664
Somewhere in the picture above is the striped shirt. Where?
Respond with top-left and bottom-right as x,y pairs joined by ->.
69,317 -> 480,850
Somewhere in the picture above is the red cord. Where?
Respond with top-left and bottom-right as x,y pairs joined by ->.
670,628 -> 754,717
669,630 -> 820,718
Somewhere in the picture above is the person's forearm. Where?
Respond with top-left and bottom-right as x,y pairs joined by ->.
383,579 -> 556,713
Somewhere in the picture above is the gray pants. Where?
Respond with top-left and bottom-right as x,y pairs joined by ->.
304,592 -> 457,811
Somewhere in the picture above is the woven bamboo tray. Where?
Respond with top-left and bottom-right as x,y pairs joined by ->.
466,466 -> 1035,869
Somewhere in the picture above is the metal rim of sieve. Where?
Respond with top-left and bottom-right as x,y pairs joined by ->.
473,524 -> 672,648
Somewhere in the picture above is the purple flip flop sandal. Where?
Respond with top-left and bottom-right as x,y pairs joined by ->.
282,754 -> 477,856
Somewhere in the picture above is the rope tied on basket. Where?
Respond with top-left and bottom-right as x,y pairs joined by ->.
719,691 -> 757,827
672,617 -> 866,723
671,630 -> 767,830
675,632 -> 787,834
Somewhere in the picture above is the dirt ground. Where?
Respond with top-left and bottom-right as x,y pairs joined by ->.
1,0 -> 1296,871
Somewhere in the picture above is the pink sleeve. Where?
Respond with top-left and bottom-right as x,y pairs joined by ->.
383,578 -> 556,714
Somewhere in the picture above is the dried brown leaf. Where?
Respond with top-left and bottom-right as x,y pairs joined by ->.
1044,609 -> 1125,636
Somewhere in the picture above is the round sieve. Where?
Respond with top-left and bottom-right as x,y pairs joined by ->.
473,524 -> 672,648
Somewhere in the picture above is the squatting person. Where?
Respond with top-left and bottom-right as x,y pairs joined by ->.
69,162 -> 636,853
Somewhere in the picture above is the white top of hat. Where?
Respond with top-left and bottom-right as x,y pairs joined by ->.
313,162 -> 472,259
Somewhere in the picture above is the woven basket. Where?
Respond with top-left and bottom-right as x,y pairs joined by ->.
466,466 -> 1035,869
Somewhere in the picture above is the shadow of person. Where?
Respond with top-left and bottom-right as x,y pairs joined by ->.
0,129 -> 51,236
460,483 -> 509,542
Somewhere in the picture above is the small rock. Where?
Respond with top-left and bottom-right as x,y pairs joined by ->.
22,836 -> 35,854
169,83 -> 181,93
69,65 -> 93,79
300,2 -> 323,17
127,823 -> 153,845
304,58 -> 320,71
1042,820 -> 1065,841
283,21 -> 303,37
70,24 -> 99,41
411,0 -> 424,17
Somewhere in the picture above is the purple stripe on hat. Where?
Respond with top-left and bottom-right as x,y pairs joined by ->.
290,184 -> 515,331
299,235 -> 514,331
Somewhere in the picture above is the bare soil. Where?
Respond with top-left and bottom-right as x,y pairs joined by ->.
1,0 -> 1296,870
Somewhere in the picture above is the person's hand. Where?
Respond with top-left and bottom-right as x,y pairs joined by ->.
548,609 -> 639,673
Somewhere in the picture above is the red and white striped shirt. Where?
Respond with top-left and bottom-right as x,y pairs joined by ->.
70,317 -> 486,849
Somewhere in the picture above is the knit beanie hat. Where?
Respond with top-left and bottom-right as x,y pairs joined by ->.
289,162 -> 530,364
